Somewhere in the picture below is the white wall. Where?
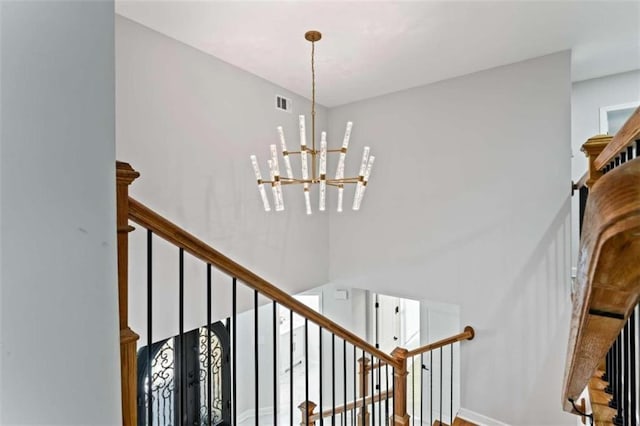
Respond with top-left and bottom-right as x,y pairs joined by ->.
116,16 -> 330,343
571,70 -> 640,180
328,52 -> 574,424
0,1 -> 121,423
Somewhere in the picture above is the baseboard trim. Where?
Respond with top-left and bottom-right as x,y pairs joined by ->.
457,408 -> 511,426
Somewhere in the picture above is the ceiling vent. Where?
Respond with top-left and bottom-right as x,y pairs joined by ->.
276,95 -> 292,112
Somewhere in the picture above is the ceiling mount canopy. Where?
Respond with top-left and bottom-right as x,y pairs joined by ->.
250,30 -> 376,215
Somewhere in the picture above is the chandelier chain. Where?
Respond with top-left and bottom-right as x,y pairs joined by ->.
311,39 -> 316,153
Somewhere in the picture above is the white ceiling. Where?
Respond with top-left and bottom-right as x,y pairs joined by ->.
116,0 -> 640,107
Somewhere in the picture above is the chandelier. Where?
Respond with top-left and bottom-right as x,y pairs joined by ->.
250,30 -> 375,214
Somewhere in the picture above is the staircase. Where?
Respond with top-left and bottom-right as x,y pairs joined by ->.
115,162 -> 476,426
566,107 -> 640,425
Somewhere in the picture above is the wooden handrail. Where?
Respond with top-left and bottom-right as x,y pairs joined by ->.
405,326 -> 475,357
308,389 -> 392,422
127,196 -> 400,369
572,171 -> 588,194
593,106 -> 640,171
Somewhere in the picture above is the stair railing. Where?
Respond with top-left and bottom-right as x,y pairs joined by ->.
116,161 -> 474,426
565,106 -> 640,424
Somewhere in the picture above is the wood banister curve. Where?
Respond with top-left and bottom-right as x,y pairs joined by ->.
127,196 -> 400,368
593,106 -> 640,171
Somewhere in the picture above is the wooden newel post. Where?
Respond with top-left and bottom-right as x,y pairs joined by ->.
298,400 -> 317,426
391,347 -> 410,426
358,357 -> 371,426
116,162 -> 140,426
581,135 -> 612,188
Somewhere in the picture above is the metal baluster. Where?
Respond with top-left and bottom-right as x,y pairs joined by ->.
255,290 -> 259,426
622,152 -> 628,164
178,248 -> 185,425
378,357 -> 382,426
274,301 -> 278,426
624,319 -> 630,426
147,230 -> 153,425
629,308 -> 637,426
353,346 -> 356,426
306,319 -> 310,426
440,347 -> 443,425
616,156 -> 621,168
290,310 -> 294,426
450,345 -> 453,425
392,365 -> 396,425
371,353 -> 376,426
386,363 -> 389,426
332,334 -> 336,425
636,139 -> 640,159
579,186 -> 588,234
430,351 -> 433,426
627,146 -> 634,161
610,160 -> 615,171
320,327 -> 324,426
412,356 -> 415,426
420,353 -> 424,426
233,278 -> 237,425
362,350 -> 366,426
343,340 -> 347,426
612,334 -> 622,425
207,264 -> 212,425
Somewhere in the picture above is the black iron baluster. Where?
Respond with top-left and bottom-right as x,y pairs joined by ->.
636,139 -> 640,158
612,334 -> 622,425
616,156 -> 621,168
273,301 -> 278,426
622,151 -> 628,164
450,345 -> 453,425
353,345 -> 357,426
386,363 -> 389,426
392,365 -> 396,425
343,340 -> 347,426
305,319 -> 310,426
420,353 -> 424,426
332,334 -> 336,425
378,357 -> 382,426
254,290 -> 259,426
147,230 -> 153,425
629,308 -> 636,426
579,186 -> 588,234
371,353 -> 375,426
207,264 -> 212,426
178,248 -> 185,425
232,278 -> 237,425
440,347 -> 443,425
412,356 -> 415,426
610,160 -> 615,171
608,340 -> 616,397
624,320 -> 630,426
290,310 -> 294,426
627,145 -> 634,161
430,351 -> 433,426
320,327 -> 324,426
362,350 -> 366,426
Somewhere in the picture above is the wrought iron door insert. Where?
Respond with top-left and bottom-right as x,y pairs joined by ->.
137,322 -> 230,425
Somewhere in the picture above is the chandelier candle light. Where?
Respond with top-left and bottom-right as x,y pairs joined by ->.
250,30 -> 375,214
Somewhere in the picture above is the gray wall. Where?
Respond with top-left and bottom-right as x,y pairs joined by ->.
328,52 -> 574,424
0,1 -> 121,422
116,16 -> 330,343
